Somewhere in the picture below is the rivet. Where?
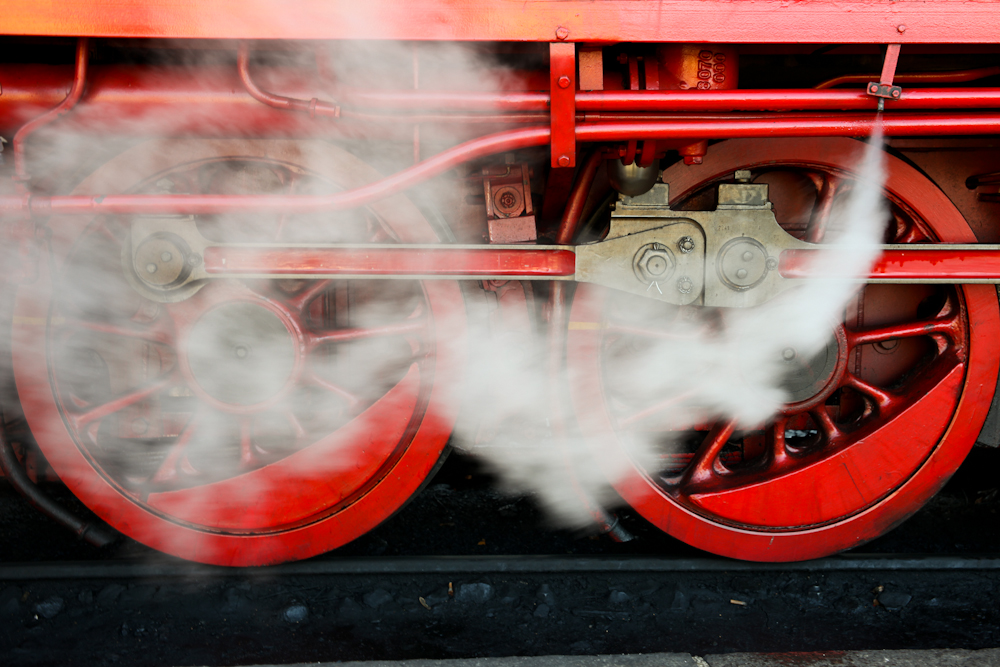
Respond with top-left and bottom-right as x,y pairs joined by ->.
557,75 -> 571,89
557,156 -> 571,167
555,27 -> 570,40
146,263 -> 157,274
897,24 -> 907,33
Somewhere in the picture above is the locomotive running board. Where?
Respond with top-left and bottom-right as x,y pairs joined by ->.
125,216 -> 1000,307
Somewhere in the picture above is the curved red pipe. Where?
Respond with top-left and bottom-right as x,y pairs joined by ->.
8,110 -> 1000,217
237,42 -> 340,118
12,38 -> 89,190
815,65 -> 1000,89
556,150 -> 606,245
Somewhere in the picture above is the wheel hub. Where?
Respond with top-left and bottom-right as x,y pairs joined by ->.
183,300 -> 302,410
780,325 -> 847,408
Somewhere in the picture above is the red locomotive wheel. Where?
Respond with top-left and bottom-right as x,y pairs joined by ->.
12,140 -> 466,566
568,138 -> 1000,561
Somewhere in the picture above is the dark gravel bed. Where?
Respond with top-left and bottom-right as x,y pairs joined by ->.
3,565 -> 1000,666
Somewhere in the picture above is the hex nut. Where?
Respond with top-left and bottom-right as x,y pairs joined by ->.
677,236 -> 696,254
633,243 -> 676,283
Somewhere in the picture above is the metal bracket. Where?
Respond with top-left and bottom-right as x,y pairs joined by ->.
867,43 -> 902,111
549,42 -> 576,168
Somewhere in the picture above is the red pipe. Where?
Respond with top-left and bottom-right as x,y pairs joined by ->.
556,150 -> 606,245
815,65 -> 1000,89
237,42 -> 340,118
577,88 -> 1000,112
11,38 -> 89,191
14,126 -> 550,216
7,62 -> 1000,138
8,111 -> 1000,217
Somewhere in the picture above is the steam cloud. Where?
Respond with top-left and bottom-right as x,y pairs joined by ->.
452,132 -> 887,529
7,38 -> 887,556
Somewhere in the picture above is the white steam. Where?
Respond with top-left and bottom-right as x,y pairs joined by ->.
453,133 -> 887,529
9,36 -> 889,557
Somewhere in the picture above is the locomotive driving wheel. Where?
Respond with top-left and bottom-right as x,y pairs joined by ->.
12,140 -> 466,566
568,138 -> 1000,561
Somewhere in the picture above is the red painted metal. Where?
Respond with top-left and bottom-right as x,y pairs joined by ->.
11,139 -> 469,566
549,43 -> 576,169
8,62 -> 1000,141
3,0 -> 999,43
237,42 -> 340,119
555,151 -> 605,245
7,112 -> 1000,218
566,138 -> 1000,561
781,248 -> 1000,282
11,38 -> 88,191
880,44 -> 903,86
204,246 -> 576,277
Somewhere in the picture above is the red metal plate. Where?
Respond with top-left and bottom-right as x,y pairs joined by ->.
2,1 -> 998,43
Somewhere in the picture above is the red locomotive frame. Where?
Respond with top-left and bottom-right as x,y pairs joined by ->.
2,1 -> 1000,565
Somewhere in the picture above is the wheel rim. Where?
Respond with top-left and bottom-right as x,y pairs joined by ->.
13,140 -> 466,566
568,138 -> 1000,561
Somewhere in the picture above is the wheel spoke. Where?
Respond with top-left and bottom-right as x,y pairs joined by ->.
618,389 -> 698,428
770,416 -> 789,465
305,371 -> 362,408
810,406 -> 841,442
846,312 -> 960,348
843,372 -> 894,410
239,416 -> 255,469
285,280 -> 335,312
892,211 -> 929,243
151,413 -> 199,483
677,418 -> 737,489
70,375 -> 172,429
306,317 -> 426,347
805,173 -> 841,243
62,318 -> 173,346
285,409 -> 307,440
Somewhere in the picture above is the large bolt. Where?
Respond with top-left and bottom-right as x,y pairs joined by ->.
633,243 -> 676,283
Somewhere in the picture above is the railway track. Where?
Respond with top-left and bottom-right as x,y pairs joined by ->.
3,550 -> 1000,667
3,553 -> 1000,581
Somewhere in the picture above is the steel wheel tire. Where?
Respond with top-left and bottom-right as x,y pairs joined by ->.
12,139 -> 467,566
567,137 -> 1000,561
